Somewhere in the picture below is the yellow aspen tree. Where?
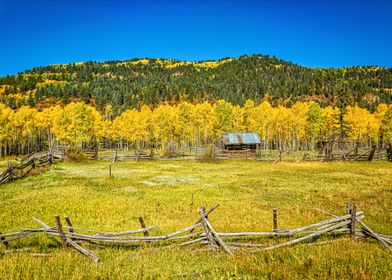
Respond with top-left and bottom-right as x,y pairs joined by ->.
344,105 -> 375,145
12,106 -> 38,154
36,105 -> 62,149
242,99 -> 256,132
0,103 -> 14,156
381,105 -> 392,144
304,102 -> 324,149
178,102 -> 196,147
291,102 -> 309,150
151,104 -> 180,148
270,105 -> 291,150
374,103 -> 389,144
213,100 -> 234,137
52,102 -> 98,146
253,101 -> 273,149
194,101 -> 216,145
232,105 -> 245,132
321,106 -> 340,141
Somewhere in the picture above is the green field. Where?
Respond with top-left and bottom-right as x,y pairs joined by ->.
0,160 -> 391,279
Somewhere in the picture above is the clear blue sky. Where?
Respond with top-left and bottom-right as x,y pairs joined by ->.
0,0 -> 391,76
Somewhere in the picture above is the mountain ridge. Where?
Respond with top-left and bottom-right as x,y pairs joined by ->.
1,54 -> 391,115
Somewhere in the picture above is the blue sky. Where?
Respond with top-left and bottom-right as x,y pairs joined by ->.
0,0 -> 391,76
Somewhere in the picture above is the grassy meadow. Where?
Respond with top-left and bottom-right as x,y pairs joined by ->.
0,159 -> 391,279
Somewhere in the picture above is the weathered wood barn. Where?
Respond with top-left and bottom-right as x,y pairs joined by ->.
221,132 -> 261,150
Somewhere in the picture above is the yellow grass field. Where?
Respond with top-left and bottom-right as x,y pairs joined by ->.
0,160 -> 391,279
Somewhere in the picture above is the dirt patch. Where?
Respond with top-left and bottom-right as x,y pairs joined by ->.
143,175 -> 199,186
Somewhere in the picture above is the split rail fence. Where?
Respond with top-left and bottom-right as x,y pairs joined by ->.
0,153 -> 61,185
1,203 -> 390,262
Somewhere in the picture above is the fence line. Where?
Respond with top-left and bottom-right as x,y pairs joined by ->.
0,154 -> 62,185
0,203 -> 390,262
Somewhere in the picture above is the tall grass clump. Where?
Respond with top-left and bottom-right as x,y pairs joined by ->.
198,144 -> 219,163
65,147 -> 87,162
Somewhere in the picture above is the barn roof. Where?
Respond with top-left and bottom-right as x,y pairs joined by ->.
222,132 -> 261,145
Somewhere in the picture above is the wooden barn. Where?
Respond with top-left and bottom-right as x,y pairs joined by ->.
221,132 -> 261,150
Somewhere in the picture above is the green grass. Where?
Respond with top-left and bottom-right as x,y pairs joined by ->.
0,160 -> 391,279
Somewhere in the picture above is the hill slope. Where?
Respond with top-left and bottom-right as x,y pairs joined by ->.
1,54 -> 391,114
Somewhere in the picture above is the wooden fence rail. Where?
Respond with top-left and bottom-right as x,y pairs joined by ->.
0,154 -> 61,186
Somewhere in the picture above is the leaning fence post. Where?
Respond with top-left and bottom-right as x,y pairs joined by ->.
138,216 -> 149,237
273,208 -> 278,235
55,214 -> 67,249
64,216 -> 75,241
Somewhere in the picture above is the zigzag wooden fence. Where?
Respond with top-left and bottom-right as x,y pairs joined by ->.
1,203 -> 390,262
0,154 -> 61,185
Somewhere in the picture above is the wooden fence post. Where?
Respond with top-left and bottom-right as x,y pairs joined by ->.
55,214 -> 67,249
64,216 -> 75,241
112,150 -> 118,163
368,145 -> 377,161
346,203 -> 352,234
273,208 -> 278,234
138,216 -> 149,237
109,165 -> 112,179
350,204 -> 357,238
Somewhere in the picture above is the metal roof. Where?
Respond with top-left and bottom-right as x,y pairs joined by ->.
222,132 -> 261,145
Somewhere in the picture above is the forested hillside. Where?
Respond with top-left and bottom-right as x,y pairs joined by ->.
1,55 -> 391,115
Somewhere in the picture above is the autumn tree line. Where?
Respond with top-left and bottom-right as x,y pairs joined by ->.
1,100 -> 391,157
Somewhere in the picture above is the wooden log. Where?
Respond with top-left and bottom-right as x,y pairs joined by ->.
45,230 -> 167,242
198,208 -> 232,255
204,219 -> 232,255
313,208 -> 338,218
95,226 -> 159,237
190,203 -> 220,234
169,231 -> 203,240
179,237 -> 207,247
60,219 -> 102,250
32,217 -> 63,246
214,228 -> 351,238
0,248 -> 32,254
55,215 -> 67,249
197,207 -> 217,250
1,231 -> 40,242
262,220 -> 351,251
66,239 -> 100,263
224,242 -> 266,248
288,212 -> 363,235
0,231 -> 10,249
1,231 -> 31,238
351,149 -> 372,161
356,219 -> 392,252
32,218 -> 51,230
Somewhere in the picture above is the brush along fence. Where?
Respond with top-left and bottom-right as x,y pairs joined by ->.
0,203 -> 390,262
0,154 -> 62,185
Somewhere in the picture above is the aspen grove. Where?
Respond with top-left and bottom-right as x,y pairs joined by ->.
0,100 -> 391,156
